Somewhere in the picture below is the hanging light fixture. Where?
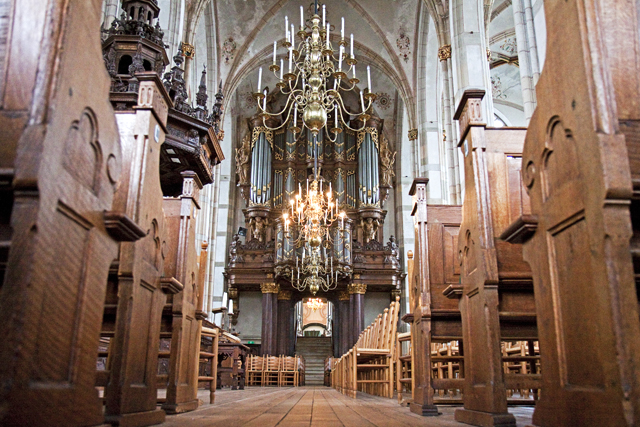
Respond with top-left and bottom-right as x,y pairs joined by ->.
306,297 -> 324,311
259,1 -> 368,295
282,178 -> 347,295
253,0 -> 376,139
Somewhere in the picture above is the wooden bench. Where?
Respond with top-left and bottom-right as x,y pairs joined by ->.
0,2 -> 126,425
452,94 -> 539,427
157,176 -> 207,414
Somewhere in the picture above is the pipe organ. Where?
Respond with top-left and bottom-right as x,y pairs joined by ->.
226,110 -> 403,356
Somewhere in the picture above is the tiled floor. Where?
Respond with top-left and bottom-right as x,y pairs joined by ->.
160,386 -> 534,427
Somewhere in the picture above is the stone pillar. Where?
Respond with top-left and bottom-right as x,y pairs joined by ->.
512,0 -> 539,122
337,290 -> 351,355
439,44 -> 461,204
348,282 -> 366,345
260,278 -> 279,355
102,0 -> 120,30
451,0 -> 494,124
277,290 -> 293,356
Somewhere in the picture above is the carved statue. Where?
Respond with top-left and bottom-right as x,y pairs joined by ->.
362,218 -> 379,243
252,217 -> 269,242
380,135 -> 396,187
229,234 -> 241,262
235,134 -> 251,185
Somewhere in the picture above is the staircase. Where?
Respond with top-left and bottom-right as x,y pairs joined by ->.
295,337 -> 333,386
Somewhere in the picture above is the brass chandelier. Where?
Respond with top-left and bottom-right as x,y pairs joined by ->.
253,0 -> 376,139
258,1 -> 372,295
282,178 -> 346,295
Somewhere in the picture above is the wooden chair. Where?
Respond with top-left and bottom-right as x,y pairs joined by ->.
279,356 -> 299,387
198,326 -> 219,404
262,355 -> 280,386
246,355 -> 265,386
396,332 -> 412,405
350,297 -> 400,399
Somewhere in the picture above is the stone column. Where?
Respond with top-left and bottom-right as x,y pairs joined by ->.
260,278 -> 279,356
451,0 -> 494,124
277,290 -> 293,356
439,45 -> 461,204
102,0 -> 120,30
337,290 -> 351,355
348,282 -> 366,345
512,0 -> 539,122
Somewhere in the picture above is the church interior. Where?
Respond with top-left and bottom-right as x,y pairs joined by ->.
1,0 -> 640,426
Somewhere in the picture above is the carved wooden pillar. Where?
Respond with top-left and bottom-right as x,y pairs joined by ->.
161,171 -> 203,414
104,74 -> 173,427
453,90 -> 515,427
260,278 -> 279,355
277,290 -> 293,356
0,1 -> 124,425
408,178 -> 439,417
348,281 -> 366,344
338,290 -> 351,355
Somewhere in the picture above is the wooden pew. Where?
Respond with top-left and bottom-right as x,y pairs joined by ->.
0,1 -> 126,425
158,172 -> 206,414
407,178 -> 463,416
500,0 -> 640,425
451,97 -> 539,427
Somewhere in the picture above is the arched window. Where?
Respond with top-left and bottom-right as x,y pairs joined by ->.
143,60 -> 152,71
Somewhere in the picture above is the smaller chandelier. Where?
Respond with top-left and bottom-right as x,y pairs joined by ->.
283,178 -> 348,295
307,298 -> 324,311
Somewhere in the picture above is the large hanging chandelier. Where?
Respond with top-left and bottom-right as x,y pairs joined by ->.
257,1 -> 367,295
253,0 -> 376,139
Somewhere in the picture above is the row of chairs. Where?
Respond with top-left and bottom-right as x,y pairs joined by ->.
394,338 -> 541,405
332,297 -> 400,398
246,355 -> 305,387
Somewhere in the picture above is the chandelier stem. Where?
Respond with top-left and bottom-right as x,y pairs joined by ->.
314,133 -> 319,180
